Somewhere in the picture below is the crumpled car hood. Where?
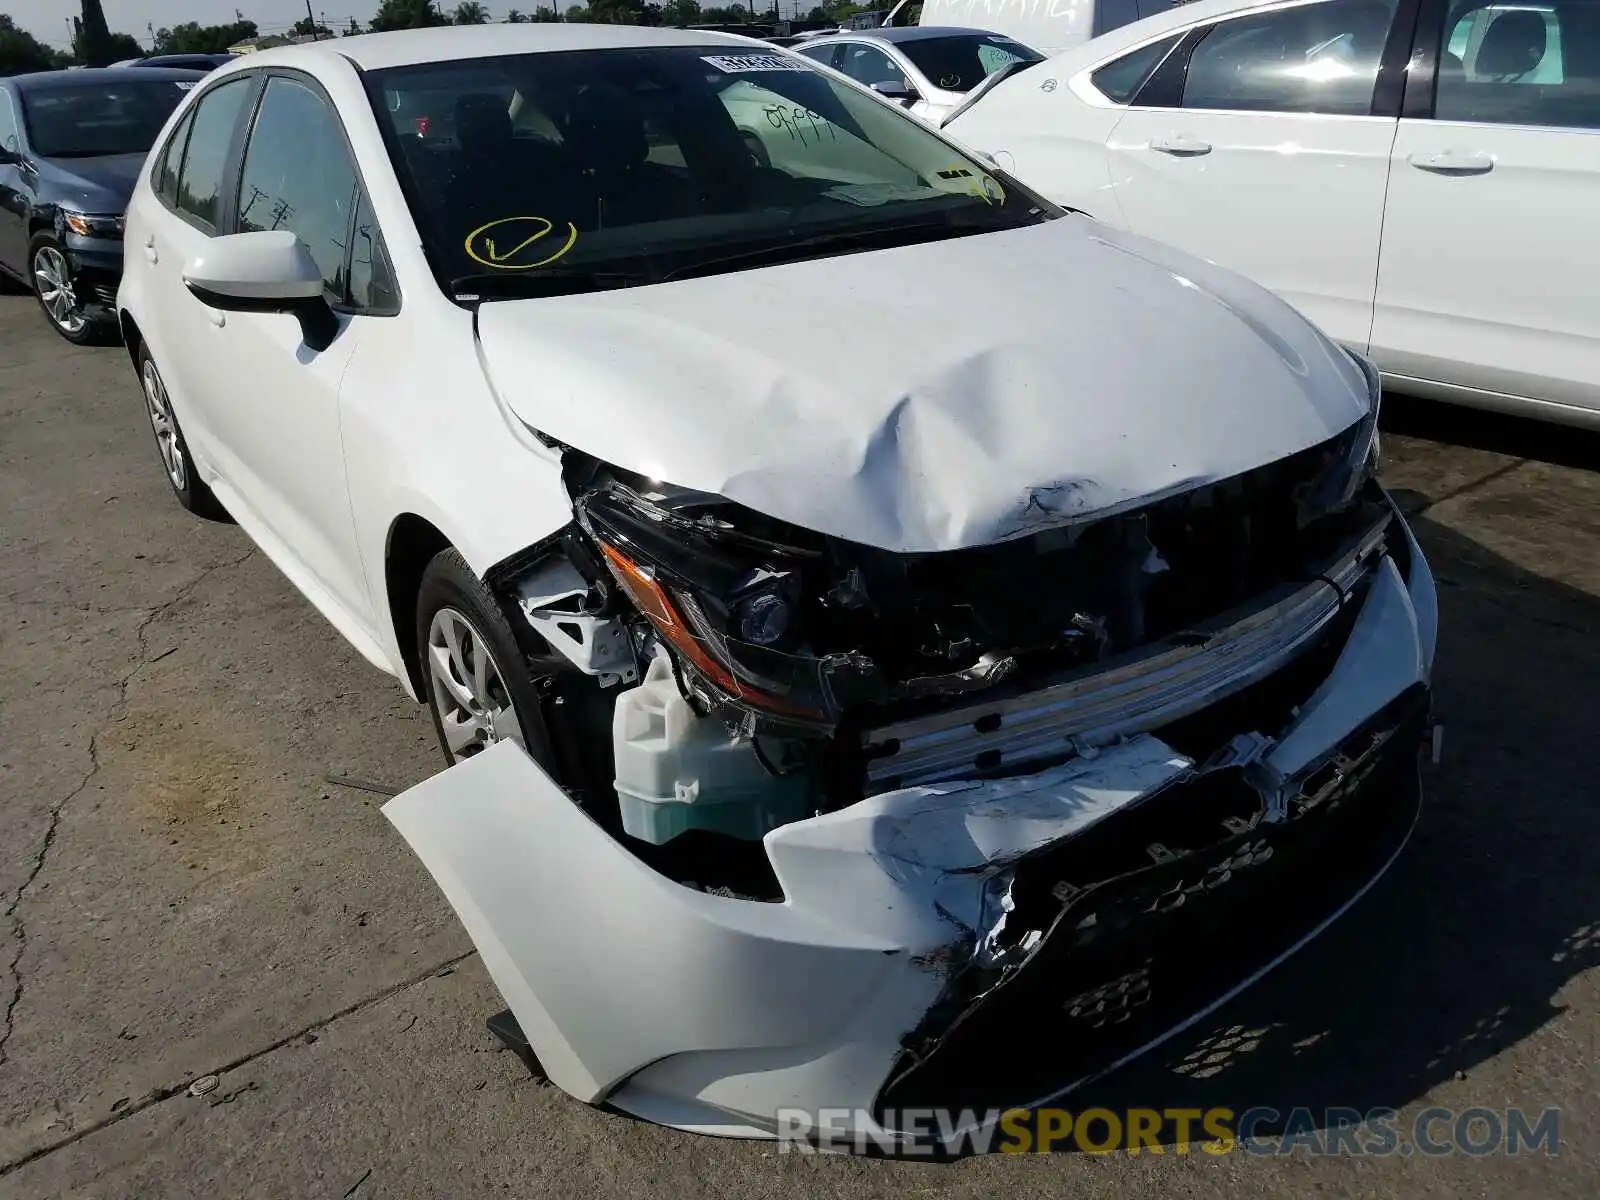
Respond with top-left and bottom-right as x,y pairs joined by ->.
476,218 -> 1369,553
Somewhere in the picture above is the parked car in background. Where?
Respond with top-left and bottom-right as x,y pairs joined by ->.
0,67 -> 204,342
118,24 -> 1435,1141
884,0 -> 1172,55
116,53 -> 238,73
943,0 -> 1600,429
793,26 -> 1045,122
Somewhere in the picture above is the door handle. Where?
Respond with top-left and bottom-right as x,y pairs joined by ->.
1149,135 -> 1212,156
1407,150 -> 1494,175
143,235 -> 157,265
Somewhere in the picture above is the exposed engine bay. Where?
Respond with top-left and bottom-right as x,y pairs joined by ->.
482,403 -> 1386,897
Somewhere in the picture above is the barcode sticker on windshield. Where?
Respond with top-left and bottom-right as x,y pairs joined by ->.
701,54 -> 811,73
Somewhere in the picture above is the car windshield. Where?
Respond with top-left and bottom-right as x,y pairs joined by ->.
19,79 -> 195,157
366,45 -> 1052,298
898,34 -> 1044,92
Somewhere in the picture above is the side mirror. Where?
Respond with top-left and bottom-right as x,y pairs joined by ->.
870,79 -> 918,106
182,230 -> 339,351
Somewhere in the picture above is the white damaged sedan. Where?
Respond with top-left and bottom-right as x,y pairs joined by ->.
118,23 -> 1438,1141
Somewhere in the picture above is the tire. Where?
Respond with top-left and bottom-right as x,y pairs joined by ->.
137,345 -> 226,519
28,234 -> 106,345
415,547 -> 558,770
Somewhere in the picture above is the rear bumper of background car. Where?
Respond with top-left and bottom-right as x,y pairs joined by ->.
383,509 -> 1437,1140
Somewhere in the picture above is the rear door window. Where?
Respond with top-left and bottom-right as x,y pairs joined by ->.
1434,0 -> 1600,128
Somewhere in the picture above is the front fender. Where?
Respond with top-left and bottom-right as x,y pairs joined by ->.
338,302 -> 575,686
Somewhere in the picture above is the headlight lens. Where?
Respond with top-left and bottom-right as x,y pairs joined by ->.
733,587 -> 790,646
577,477 -> 862,730
61,211 -> 123,239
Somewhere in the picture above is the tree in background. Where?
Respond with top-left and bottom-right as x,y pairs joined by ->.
505,8 -> 527,20
564,0 -> 668,22
345,17 -> 364,34
453,1 -> 489,21
72,0 -> 141,65
369,0 -> 453,30
0,13 -> 57,74
153,20 -> 258,54
661,0 -> 700,24
292,17 -> 335,38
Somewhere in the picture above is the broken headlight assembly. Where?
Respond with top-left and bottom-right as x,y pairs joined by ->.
573,471 -> 878,733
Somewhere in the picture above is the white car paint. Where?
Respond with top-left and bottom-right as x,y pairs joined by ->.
386,541 -> 1434,1138
476,221 -> 1370,553
943,0 -> 1600,428
118,22 -> 1436,1138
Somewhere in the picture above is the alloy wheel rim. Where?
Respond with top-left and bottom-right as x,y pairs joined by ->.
33,247 -> 85,334
141,360 -> 187,490
426,607 -> 524,762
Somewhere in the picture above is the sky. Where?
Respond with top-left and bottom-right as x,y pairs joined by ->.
5,2 -> 391,49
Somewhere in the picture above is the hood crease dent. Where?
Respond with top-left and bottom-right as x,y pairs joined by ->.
477,222 -> 1371,553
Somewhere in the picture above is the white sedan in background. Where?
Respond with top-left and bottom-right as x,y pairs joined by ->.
794,26 -> 1046,123
944,0 -> 1600,428
117,23 -> 1436,1142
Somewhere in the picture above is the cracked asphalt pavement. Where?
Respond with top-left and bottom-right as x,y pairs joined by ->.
1,293 -> 1596,1196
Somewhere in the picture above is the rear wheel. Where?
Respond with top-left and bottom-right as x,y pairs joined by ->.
138,346 -> 225,518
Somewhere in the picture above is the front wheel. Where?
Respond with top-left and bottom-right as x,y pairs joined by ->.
29,235 -> 102,345
416,548 -> 555,768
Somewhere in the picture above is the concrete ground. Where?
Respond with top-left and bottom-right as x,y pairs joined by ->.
0,290 -> 1594,1198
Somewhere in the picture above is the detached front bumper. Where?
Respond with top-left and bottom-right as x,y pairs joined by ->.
384,510 -> 1437,1139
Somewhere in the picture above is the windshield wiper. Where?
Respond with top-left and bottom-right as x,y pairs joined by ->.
659,220 -> 1004,284
450,268 -> 654,301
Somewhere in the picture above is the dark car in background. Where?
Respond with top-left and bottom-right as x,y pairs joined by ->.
111,53 -> 237,72
0,66 -> 203,343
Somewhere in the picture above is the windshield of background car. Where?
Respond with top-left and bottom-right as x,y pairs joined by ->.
364,45 -> 1049,296
898,34 -> 1044,91
19,79 -> 196,157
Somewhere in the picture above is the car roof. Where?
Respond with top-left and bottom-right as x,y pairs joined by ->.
1042,0 -> 1325,57
806,26 -> 1015,44
142,53 -> 234,65
6,66 -> 209,91
237,23 -> 766,74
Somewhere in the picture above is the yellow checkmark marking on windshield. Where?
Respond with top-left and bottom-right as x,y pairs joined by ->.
464,216 -> 579,270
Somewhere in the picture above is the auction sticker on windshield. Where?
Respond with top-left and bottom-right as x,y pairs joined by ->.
702,54 -> 811,73
464,216 -> 578,270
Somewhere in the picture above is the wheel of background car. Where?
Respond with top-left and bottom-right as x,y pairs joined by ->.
137,346 -> 226,519
28,234 -> 99,345
415,547 -> 564,771
741,129 -> 772,169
